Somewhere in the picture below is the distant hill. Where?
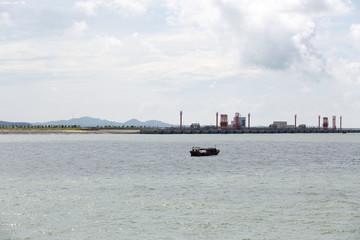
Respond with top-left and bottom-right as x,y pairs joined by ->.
35,116 -> 174,128
36,117 -> 120,127
144,120 -> 173,128
123,119 -> 173,127
0,121 -> 32,127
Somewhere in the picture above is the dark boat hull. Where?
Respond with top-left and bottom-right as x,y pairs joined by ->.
190,148 -> 220,157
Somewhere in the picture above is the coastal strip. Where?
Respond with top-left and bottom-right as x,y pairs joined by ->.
1,128 -> 359,134
140,128 -> 360,134
0,129 -> 140,134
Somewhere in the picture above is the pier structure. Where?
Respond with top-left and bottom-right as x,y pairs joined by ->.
140,127 -> 360,134
140,112 -> 356,134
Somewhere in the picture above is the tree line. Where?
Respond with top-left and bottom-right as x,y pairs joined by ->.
0,125 -> 81,129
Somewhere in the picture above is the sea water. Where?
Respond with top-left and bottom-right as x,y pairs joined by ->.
0,134 -> 359,240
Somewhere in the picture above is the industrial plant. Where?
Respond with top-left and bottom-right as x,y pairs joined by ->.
140,111 -> 359,134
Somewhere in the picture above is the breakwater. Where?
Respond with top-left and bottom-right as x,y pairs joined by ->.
140,128 -> 360,134
1,128 -> 359,134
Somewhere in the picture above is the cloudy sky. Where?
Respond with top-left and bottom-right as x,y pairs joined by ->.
0,0 -> 359,127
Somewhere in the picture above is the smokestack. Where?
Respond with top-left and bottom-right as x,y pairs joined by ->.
216,112 -> 218,130
340,116 -> 342,130
248,113 -> 250,129
180,111 -> 183,130
295,114 -> 297,130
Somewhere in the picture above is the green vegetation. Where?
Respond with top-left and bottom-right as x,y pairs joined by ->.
0,125 -> 83,130
90,125 -> 142,130
0,125 -> 142,130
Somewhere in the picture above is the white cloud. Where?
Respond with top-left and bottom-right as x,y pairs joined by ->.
301,85 -> 313,94
165,0 -> 221,29
65,21 -> 88,37
0,12 -> 12,25
97,35 -> 122,49
298,0 -> 351,16
163,0 -> 350,80
107,0 -> 150,16
68,0 -> 351,84
208,81 -> 217,89
342,91 -> 353,102
0,1 -> 25,5
329,58 -> 360,85
75,0 -> 153,17
350,23 -> 360,45
1,0 -> 359,125
75,0 -> 102,16
50,86 -> 60,92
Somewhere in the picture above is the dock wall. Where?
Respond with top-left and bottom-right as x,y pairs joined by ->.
140,128 -> 360,134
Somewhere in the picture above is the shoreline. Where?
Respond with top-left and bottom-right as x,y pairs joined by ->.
1,128 -> 359,134
0,129 -> 140,134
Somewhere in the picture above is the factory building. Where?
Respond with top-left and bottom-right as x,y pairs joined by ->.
241,117 -> 246,127
172,111 -> 349,133
230,115 -> 246,128
270,121 -> 287,129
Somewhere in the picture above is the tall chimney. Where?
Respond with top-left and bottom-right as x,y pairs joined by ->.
340,116 -> 342,130
180,111 -> 183,130
216,112 -> 218,130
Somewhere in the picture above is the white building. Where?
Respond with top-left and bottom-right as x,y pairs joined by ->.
230,115 -> 246,127
270,121 -> 287,128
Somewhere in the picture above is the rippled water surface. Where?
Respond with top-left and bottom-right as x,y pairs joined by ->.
0,134 -> 359,239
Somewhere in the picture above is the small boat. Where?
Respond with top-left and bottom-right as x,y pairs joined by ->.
190,147 -> 220,157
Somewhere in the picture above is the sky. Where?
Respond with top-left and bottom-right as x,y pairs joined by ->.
0,0 -> 360,127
